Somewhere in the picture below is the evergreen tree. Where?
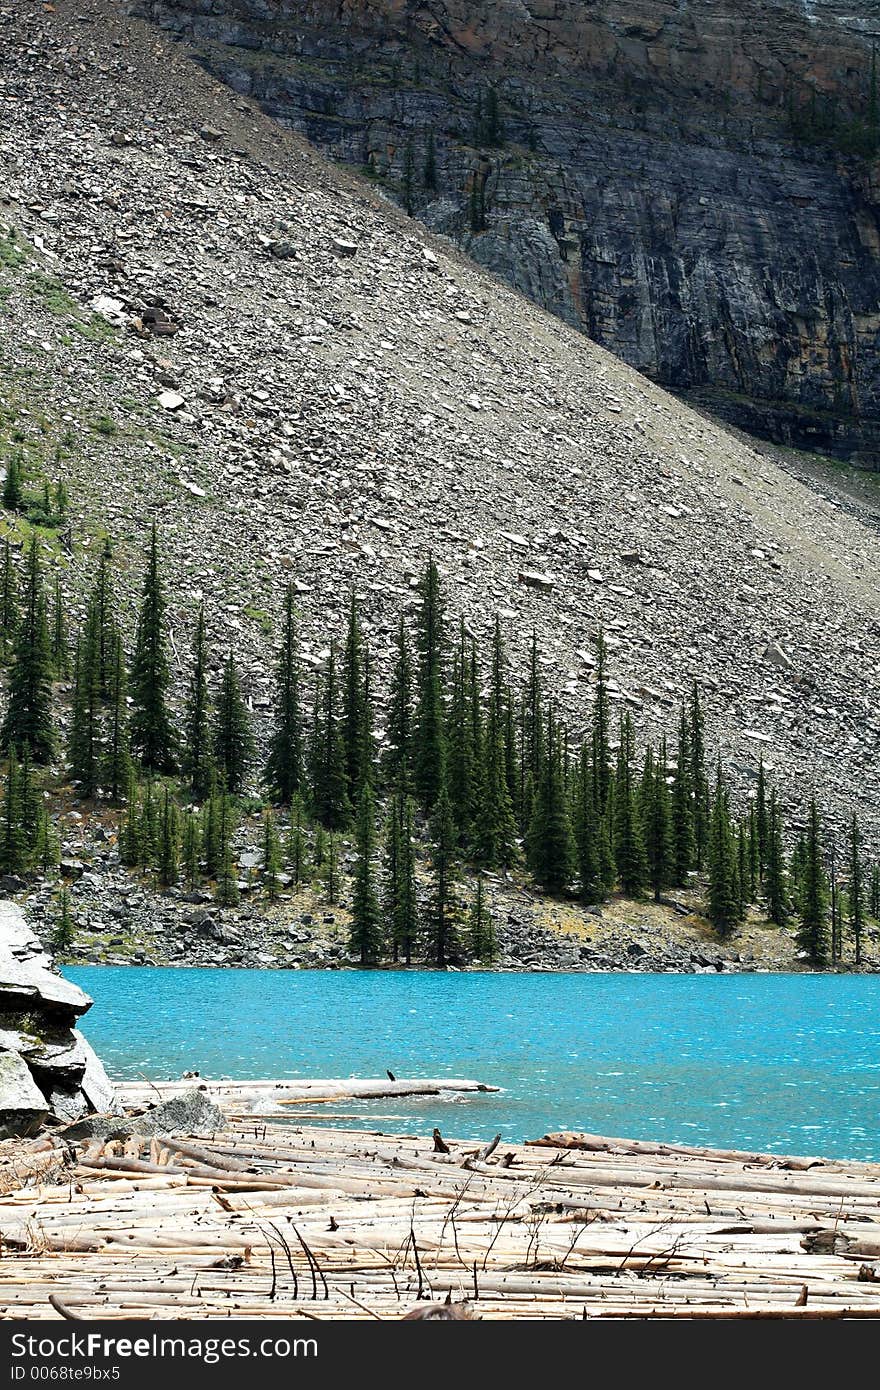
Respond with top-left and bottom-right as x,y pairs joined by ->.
287,791 -> 308,889
572,742 -> 604,903
849,813 -> 864,966
447,623 -> 479,840
0,753 -> 26,875
324,832 -> 339,905
395,796 -> 419,965
2,451 -> 23,510
592,629 -> 612,811
613,715 -> 648,897
50,575 -> 69,678
263,809 -> 281,902
119,768 -> 142,868
104,631 -> 132,804
797,797 -> 829,966
184,602 -> 211,797
349,786 -> 383,965
519,632 -> 544,823
90,538 -> 116,696
264,584 -> 303,803
689,683 -> 709,871
382,797 -> 402,961
182,808 -> 200,890
764,791 -> 789,926
384,616 -> 414,793
342,592 -> 370,804
313,822 -> 327,871
528,712 -> 574,891
138,778 -> 158,874
706,768 -> 740,938
670,710 -> 695,886
53,887 -> 74,954
157,786 -> 180,887
468,874 -> 497,962
473,618 -> 518,867
311,647 -> 351,829
0,537 -> 18,663
67,621 -> 101,796
213,651 -> 253,793
427,783 -> 458,966
755,759 -> 769,878
214,791 -> 239,907
870,863 -> 880,919
643,745 -> 674,902
2,538 -> 55,763
129,524 -> 177,773
413,556 -> 446,807
34,806 -> 59,873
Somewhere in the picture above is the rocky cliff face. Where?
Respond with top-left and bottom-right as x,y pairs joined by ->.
130,0 -> 880,464
0,903 -> 114,1136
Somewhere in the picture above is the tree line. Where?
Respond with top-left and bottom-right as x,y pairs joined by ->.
0,526 -> 873,969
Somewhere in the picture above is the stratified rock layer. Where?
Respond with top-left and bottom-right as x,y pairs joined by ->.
131,0 -> 880,463
0,903 -> 115,1137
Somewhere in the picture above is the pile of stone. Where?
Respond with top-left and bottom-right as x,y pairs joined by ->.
0,902 -> 114,1138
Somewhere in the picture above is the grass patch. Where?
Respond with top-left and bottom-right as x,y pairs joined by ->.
244,604 -> 273,637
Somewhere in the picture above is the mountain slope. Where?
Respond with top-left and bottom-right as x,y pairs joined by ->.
0,0 -> 879,847
129,0 -> 880,464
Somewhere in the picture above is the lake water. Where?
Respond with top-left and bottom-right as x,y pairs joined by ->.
67,967 -> 880,1162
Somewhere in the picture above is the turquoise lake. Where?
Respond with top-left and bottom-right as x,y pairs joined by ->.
67,967 -> 880,1161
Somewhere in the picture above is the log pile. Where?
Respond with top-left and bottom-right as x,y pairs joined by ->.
1,1085 -> 879,1319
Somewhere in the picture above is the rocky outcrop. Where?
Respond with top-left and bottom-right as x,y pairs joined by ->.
130,0 -> 880,464
0,902 -> 115,1137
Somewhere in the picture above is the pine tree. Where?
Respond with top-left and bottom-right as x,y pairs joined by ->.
53,887 -> 74,954
263,809 -> 281,902
468,874 -> 497,962
528,712 -> 574,891
0,753 -> 26,875
214,791 -> 239,907
427,783 -> 458,966
349,786 -> 383,965
643,745 -> 674,902
849,813 -> 864,966
519,632 -> 544,823
67,624 -> 101,796
138,778 -> 158,874
870,863 -> 880,919
707,769 -> 740,938
181,809 -> 200,890
670,710 -> 695,886
395,796 -> 419,965
264,584 -> 303,804
157,786 -> 180,887
2,451 -> 23,510
755,759 -> 769,878
119,768 -> 142,868
473,618 -> 518,867
413,556 -> 446,807
572,743 -> 603,902
311,648 -> 351,829
689,683 -> 709,871
213,651 -> 253,793
447,623 -> 479,841
184,602 -> 211,797
287,791 -> 308,888
382,797 -> 402,961
592,629 -> 612,812
129,524 -> 177,773
0,537 -> 18,663
34,806 -> 59,873
50,575 -> 69,678
341,592 -> 370,804
2,538 -> 55,763
613,715 -> 648,897
90,538 -> 116,696
797,797 -> 828,966
384,616 -> 414,793
764,791 -> 789,926
104,631 -> 132,804
324,832 -> 339,905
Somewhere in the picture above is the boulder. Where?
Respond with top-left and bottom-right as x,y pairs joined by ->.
0,1051 -> 48,1138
